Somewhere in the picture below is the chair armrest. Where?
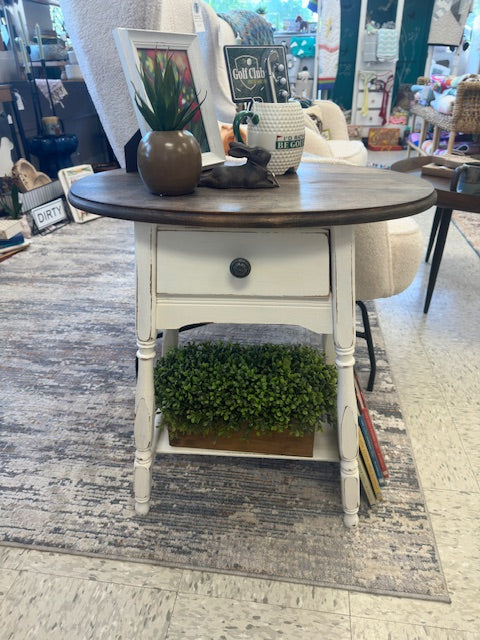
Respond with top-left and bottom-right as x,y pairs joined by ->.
305,101 -> 350,140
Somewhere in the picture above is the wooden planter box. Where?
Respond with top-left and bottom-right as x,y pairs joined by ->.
169,430 -> 315,457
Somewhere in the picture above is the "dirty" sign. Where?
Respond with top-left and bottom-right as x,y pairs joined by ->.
31,198 -> 68,231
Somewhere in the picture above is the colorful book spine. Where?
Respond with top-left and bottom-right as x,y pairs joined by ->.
354,370 -> 389,479
358,426 -> 383,501
0,243 -> 28,262
357,453 -> 377,506
358,414 -> 385,486
0,232 -> 24,249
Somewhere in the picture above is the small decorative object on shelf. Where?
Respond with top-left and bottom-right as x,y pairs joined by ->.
27,134 -> 78,179
199,141 -> 279,189
295,15 -> 309,33
233,101 -> 305,175
7,160 -> 67,237
12,159 -> 51,192
58,165 -> 99,223
154,341 -> 337,457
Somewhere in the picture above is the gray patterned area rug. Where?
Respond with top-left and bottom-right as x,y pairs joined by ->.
453,210 -> 480,257
0,217 -> 449,602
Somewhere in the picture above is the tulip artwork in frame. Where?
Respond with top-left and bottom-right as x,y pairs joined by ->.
114,28 -> 225,170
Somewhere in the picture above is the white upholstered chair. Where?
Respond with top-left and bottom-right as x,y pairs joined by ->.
302,100 -> 424,308
303,101 -> 368,166
62,0 -> 425,389
301,100 -> 424,389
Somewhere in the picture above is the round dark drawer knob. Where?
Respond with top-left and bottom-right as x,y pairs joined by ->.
230,258 -> 251,278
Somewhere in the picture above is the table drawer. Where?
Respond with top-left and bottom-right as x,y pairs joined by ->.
156,229 -> 330,297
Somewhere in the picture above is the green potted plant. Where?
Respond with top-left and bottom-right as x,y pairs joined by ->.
0,176 -> 22,219
133,52 -> 205,196
154,341 -> 337,457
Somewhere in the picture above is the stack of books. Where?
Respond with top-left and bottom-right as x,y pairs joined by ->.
0,219 -> 29,262
355,370 -> 389,506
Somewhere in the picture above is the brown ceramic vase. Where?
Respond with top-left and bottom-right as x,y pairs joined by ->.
137,130 -> 202,196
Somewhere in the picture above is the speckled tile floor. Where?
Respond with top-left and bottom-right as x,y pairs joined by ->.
1,152 -> 479,638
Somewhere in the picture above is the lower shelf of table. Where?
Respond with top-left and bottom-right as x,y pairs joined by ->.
155,421 -> 339,462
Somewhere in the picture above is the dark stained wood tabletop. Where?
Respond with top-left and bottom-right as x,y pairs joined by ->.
68,162 -> 436,228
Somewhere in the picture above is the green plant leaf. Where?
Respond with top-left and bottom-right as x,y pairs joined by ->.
133,51 -> 205,132
154,342 -> 337,440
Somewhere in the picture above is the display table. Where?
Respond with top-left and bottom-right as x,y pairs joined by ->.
391,156 -> 480,312
69,163 -> 435,527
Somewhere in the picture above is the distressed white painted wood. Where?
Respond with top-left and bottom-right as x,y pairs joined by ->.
133,223 -> 157,515
330,226 -> 359,526
68,164 -> 435,526
155,415 -> 340,462
156,229 -> 330,297
155,296 -> 333,335
136,222 -> 359,525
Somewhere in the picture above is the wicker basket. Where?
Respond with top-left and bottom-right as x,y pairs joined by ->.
452,81 -> 480,134
413,77 -> 480,135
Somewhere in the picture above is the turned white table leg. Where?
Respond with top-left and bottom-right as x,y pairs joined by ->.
134,337 -> 156,515
133,223 -> 158,515
330,225 -> 360,527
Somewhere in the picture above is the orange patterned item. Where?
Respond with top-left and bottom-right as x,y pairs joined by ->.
367,127 -> 402,151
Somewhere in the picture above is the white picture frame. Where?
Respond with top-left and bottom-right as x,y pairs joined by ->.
113,28 -> 225,170
58,165 -> 99,224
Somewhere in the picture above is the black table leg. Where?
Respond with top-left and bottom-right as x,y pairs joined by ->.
425,206 -> 442,262
424,208 -> 453,313
356,300 -> 376,391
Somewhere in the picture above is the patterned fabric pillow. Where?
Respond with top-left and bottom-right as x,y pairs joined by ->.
217,10 -> 274,46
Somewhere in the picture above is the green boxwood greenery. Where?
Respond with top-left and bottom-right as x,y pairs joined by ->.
154,341 -> 337,439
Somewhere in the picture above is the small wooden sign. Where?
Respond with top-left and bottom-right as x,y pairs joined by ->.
224,45 -> 290,104
30,197 -> 68,234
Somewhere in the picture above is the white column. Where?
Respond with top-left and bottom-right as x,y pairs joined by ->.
133,222 -> 158,515
330,224 -> 360,527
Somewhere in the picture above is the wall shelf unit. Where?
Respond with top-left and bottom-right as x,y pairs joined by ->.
351,0 -> 405,128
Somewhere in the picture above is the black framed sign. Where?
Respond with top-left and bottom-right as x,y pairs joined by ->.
224,45 -> 290,104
